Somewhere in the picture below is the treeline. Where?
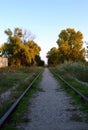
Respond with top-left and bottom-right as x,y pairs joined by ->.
47,28 -> 86,65
0,28 -> 44,66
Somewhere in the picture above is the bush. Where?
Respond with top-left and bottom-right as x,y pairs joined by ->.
56,61 -> 88,82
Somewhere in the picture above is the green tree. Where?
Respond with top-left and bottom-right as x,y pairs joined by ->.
57,28 -> 85,62
35,55 -> 45,66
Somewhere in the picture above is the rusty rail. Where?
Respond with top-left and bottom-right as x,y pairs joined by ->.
53,72 -> 88,104
0,71 -> 42,128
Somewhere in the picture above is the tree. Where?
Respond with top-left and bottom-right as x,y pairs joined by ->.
57,28 -> 85,62
47,47 -> 59,65
25,40 -> 41,65
35,55 -> 45,66
1,27 -> 41,66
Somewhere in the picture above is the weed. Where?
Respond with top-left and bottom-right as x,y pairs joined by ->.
50,63 -> 88,122
2,72 -> 42,129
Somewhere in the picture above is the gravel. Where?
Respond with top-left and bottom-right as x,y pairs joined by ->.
17,68 -> 88,130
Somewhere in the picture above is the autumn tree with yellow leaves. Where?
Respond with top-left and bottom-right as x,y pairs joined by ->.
47,28 -> 86,65
57,28 -> 85,62
47,47 -> 59,65
1,28 -> 43,66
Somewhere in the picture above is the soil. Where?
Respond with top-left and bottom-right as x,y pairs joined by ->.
16,68 -> 88,130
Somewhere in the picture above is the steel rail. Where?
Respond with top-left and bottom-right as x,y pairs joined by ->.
53,72 -> 88,104
0,71 -> 42,128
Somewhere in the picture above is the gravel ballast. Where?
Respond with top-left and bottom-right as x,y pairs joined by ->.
17,68 -> 88,130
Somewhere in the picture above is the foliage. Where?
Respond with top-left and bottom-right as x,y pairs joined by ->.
57,28 -> 85,62
56,61 -> 88,82
47,47 -> 59,65
47,28 -> 86,65
1,28 -> 42,66
35,55 -> 45,66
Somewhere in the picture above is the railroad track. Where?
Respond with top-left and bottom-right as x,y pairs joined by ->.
0,71 -> 42,129
52,71 -> 88,104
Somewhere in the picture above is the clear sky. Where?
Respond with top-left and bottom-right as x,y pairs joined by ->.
0,0 -> 88,63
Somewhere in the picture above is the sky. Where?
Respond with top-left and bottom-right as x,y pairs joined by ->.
0,0 -> 88,63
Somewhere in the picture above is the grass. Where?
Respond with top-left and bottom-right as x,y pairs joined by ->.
50,62 -> 88,122
0,66 -> 43,93
0,67 -> 43,118
70,113 -> 83,122
55,61 -> 88,82
50,61 -> 88,97
1,71 -> 42,130
65,78 -> 88,97
54,74 -> 88,121
0,67 -> 30,93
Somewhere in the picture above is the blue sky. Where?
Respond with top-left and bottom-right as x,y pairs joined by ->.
0,0 -> 88,63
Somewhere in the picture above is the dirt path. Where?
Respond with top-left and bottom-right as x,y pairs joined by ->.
17,68 -> 88,130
